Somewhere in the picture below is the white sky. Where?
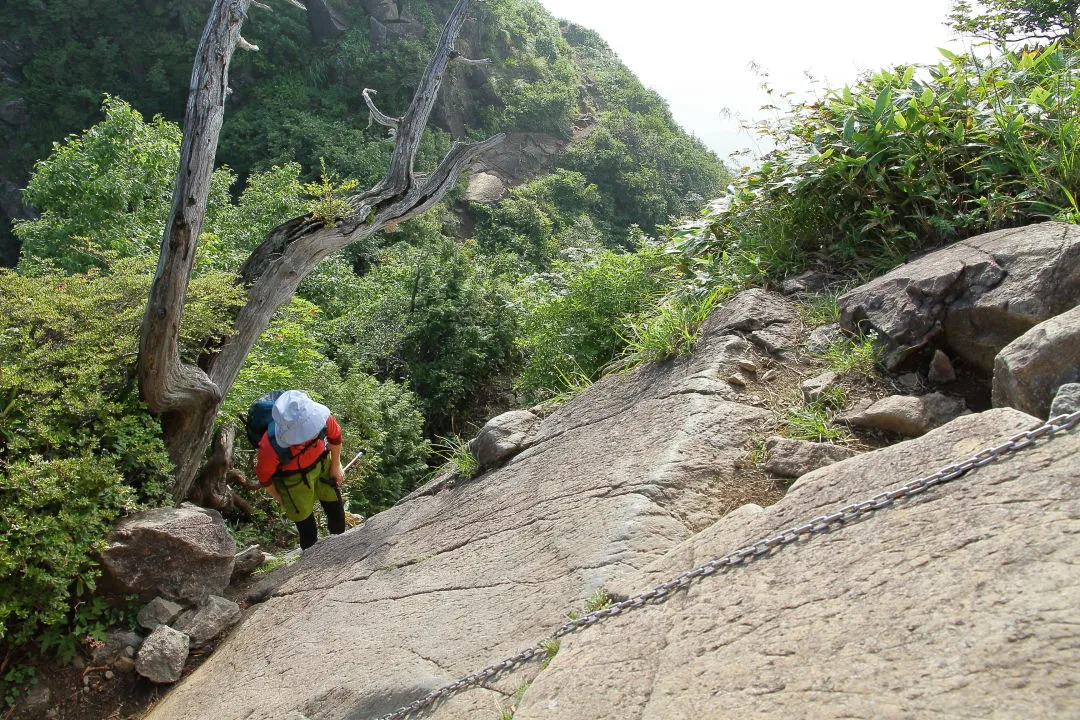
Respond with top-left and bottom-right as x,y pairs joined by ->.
539,0 -> 968,165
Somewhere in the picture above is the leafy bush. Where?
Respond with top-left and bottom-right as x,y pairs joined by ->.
674,44 -> 1080,292
514,240 -> 670,401
329,372 -> 431,515
613,288 -> 723,371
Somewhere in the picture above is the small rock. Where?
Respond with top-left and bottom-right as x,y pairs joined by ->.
761,368 -> 780,382
1050,383 -> 1080,417
92,629 -> 144,665
173,596 -> 241,647
738,360 -> 759,374
805,323 -> 845,354
136,625 -> 190,684
801,371 -> 840,404
764,437 -> 859,478
232,545 -> 267,579
782,271 -> 835,295
726,374 -> 747,387
105,670 -> 115,680
23,684 -> 52,716
137,597 -> 185,631
898,372 -> 922,391
114,656 -> 137,674
928,350 -> 956,384
845,393 -> 968,436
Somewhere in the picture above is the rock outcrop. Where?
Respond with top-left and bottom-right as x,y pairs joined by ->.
99,503 -> 236,604
838,222 -> 1080,370
515,408 -> 1080,719
144,296 -> 786,720
993,304 -> 1080,418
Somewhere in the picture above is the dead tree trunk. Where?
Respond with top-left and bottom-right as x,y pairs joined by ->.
138,0 -> 503,502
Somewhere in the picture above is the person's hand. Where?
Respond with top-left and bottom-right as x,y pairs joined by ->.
329,465 -> 344,489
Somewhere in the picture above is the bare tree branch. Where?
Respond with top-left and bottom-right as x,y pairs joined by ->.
362,88 -> 401,129
449,50 -> 492,65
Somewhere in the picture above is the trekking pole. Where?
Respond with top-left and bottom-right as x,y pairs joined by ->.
343,450 -> 365,475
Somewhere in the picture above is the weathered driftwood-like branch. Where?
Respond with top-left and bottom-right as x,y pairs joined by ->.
138,0 -> 252,480
145,0 -> 503,502
449,50 -> 492,65
362,88 -> 401,129
285,0 -> 307,9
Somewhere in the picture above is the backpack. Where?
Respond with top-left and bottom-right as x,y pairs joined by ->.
242,390 -> 327,471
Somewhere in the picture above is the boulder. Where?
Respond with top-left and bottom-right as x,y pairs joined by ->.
468,410 -> 542,469
141,303 -> 783,720
514,408 -> 1080,719
763,437 -> 858,478
838,222 -> 1080,370
844,392 -> 968,436
1051,383 -> 1080,417
173,596 -> 241,647
463,171 -> 506,204
136,597 -> 184,631
805,322 -> 844,353
99,503 -> 236,604
993,305 -> 1080,418
135,626 -> 190,684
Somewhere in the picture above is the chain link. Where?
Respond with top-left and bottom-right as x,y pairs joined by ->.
374,409 -> 1080,720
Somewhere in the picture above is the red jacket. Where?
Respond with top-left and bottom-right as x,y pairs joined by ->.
256,415 -> 342,486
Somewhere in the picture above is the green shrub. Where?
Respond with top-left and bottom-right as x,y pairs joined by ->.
674,44 -> 1080,291
613,288 -> 723,371
514,240 -> 670,401
330,372 -> 431,516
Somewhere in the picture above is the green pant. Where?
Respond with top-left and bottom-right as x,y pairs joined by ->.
273,456 -> 339,522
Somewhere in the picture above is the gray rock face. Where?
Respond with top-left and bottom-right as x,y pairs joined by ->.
704,289 -> 799,355
136,626 -> 190,684
838,222 -> 1080,370
463,171 -> 506,204
468,409 -> 541,469
763,437 -> 858,478
143,304 -> 782,720
993,304 -> 1080,418
1051,383 -> 1080,417
136,597 -> 184,631
99,503 -> 236,604
845,392 -> 968,436
514,408 -> 1080,719
173,596 -> 241,647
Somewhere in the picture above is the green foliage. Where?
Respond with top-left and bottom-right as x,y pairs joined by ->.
514,241 -> 670,401
539,637 -> 560,669
472,169 -> 602,268
433,434 -> 480,478
303,158 -> 359,227
674,44 -> 1080,291
0,257 -> 250,662
15,97 -> 182,272
14,97 -> 306,274
326,234 -> 519,435
814,332 -> 885,380
329,371 -> 431,515
949,0 -> 1078,44
782,401 -> 850,442
613,288 -> 723,371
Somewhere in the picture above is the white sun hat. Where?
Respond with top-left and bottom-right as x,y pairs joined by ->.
272,390 -> 331,446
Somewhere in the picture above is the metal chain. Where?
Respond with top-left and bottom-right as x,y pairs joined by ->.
374,409 -> 1080,720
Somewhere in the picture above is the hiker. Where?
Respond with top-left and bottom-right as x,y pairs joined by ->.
255,390 -> 347,550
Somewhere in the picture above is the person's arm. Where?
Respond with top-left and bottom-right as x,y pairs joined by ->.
255,433 -> 283,504
326,415 -> 344,488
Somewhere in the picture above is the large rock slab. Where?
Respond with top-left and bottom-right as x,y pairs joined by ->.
993,304 -> 1080,418
514,408 -> 1080,719
99,504 -> 236,604
838,222 -> 1080,370
143,308 -> 782,720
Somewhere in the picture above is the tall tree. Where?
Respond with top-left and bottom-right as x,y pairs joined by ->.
138,0 -> 502,501
949,0 -> 1078,43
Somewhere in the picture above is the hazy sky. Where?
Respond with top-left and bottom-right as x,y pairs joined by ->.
538,0 -> 968,164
